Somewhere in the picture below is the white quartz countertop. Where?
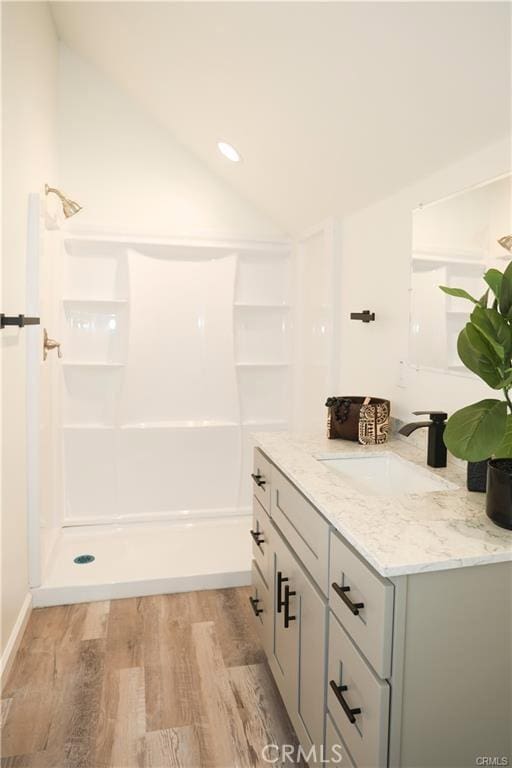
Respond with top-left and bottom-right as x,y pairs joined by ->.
254,431 -> 512,577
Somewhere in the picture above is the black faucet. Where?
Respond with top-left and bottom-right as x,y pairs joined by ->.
399,411 -> 448,468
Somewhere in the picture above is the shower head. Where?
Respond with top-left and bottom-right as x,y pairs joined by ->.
498,235 -> 512,253
45,184 -> 82,218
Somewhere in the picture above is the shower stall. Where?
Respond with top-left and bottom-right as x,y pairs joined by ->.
28,202 -> 293,605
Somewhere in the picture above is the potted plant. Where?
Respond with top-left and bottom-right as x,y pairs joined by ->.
440,262 -> 512,530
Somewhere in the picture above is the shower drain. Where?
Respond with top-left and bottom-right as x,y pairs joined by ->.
73,554 -> 95,565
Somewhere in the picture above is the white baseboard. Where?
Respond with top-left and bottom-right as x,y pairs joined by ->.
0,593 -> 32,687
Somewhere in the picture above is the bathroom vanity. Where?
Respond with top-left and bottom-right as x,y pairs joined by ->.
249,433 -> 512,767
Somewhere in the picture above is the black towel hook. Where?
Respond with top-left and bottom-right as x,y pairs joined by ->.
350,310 -> 375,323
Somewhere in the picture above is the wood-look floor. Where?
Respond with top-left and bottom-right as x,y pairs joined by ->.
1,588 -> 302,768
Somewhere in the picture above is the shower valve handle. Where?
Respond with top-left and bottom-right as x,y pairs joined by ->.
43,328 -> 62,361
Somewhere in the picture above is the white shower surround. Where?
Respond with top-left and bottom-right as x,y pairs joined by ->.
60,234 -> 291,524
31,230 -> 292,605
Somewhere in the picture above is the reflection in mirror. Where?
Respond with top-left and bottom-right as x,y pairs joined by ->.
409,174 -> 512,375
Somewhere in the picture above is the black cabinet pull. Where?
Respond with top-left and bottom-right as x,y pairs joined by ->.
251,472 -> 266,488
277,571 -> 288,613
249,596 -> 263,617
250,529 -> 264,548
329,680 -> 361,724
283,583 -> 296,628
332,582 -> 364,615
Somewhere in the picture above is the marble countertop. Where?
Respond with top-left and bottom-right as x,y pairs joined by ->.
254,431 -> 512,577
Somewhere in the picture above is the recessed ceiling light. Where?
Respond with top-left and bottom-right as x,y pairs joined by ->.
217,141 -> 241,162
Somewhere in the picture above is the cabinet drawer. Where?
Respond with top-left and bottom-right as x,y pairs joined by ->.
271,467 -> 329,594
325,714 -> 355,768
328,614 -> 389,768
250,560 -> 272,655
252,448 -> 272,513
329,531 -> 393,678
251,497 -> 271,587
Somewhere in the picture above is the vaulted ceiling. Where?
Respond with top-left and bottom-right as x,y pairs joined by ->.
51,1 -> 511,235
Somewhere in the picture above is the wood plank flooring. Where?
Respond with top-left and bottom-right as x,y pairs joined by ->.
1,588 -> 302,768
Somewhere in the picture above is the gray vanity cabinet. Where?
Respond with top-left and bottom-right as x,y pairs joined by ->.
250,450 -> 328,759
250,447 -> 512,767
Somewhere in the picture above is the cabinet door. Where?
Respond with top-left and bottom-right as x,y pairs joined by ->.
296,564 -> 327,751
270,533 -> 299,715
269,526 -> 328,759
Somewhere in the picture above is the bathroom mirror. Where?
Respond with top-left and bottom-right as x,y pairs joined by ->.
409,173 -> 512,375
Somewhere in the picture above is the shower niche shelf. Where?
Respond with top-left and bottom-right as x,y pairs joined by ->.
234,302 -> 291,309
119,420 -> 239,430
235,362 -> 290,368
63,423 -> 115,429
63,298 -> 129,305
234,249 -> 292,431
62,362 -> 125,368
62,295 -> 128,365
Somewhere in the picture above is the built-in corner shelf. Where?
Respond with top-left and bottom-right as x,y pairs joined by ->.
63,419 -> 288,431
62,362 -> 124,368
63,298 -> 128,305
242,419 -> 287,428
412,254 -> 485,269
235,362 -> 290,368
63,423 -> 115,430
119,420 -> 239,430
413,244 -> 486,263
234,303 -> 291,309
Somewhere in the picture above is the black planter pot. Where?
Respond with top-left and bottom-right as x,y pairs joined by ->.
467,459 -> 489,492
486,459 -> 512,530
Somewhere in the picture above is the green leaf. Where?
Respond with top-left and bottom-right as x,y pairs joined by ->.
499,261 -> 512,317
439,285 -> 479,304
444,399 -> 507,461
457,324 -> 504,388
497,373 -> 512,389
470,306 -> 512,360
478,289 -> 489,308
494,414 -> 512,459
484,269 -> 503,299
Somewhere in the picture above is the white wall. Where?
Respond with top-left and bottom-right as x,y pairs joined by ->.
294,221 -> 341,433
338,138 -> 511,423
57,45 -> 284,241
1,2 -> 58,656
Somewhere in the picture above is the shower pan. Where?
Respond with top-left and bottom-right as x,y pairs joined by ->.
29,224 -> 293,606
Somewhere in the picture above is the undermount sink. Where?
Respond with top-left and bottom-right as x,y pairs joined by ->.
317,452 -> 458,497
